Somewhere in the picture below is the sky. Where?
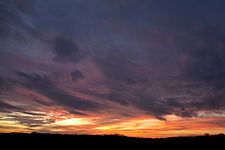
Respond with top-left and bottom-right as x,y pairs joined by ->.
1,0 -> 225,138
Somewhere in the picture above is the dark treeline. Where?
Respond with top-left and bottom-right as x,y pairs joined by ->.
0,133 -> 224,148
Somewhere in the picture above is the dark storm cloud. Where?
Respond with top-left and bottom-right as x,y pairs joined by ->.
53,36 -> 83,63
71,70 -> 84,82
14,71 -> 100,114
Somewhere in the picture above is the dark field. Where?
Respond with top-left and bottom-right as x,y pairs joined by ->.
0,133 -> 224,148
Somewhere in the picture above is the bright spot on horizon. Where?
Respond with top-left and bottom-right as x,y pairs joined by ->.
52,118 -> 93,126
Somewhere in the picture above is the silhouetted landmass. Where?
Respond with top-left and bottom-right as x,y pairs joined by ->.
0,133 -> 224,148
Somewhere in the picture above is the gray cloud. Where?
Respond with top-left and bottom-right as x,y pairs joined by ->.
71,70 -> 84,82
107,91 -> 129,106
190,94 -> 225,111
92,27 -> 225,120
182,26 -> 225,88
1,0 -> 225,123
0,0 -> 36,38
124,76 -> 148,85
0,77 -> 9,93
15,71 -> 100,114
53,36 -> 83,63
10,114 -> 53,128
0,100 -> 23,113
171,25 -> 225,116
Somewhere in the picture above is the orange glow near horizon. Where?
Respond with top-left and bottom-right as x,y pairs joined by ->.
91,116 -> 225,138
1,111 -> 225,138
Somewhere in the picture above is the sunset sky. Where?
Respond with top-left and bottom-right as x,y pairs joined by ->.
1,0 -> 225,138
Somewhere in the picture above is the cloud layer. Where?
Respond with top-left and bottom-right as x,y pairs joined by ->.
1,0 -> 225,137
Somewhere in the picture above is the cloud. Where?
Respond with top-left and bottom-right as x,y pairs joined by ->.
0,0 -> 36,38
53,36 -> 83,63
8,114 -> 51,128
0,77 -> 9,93
182,25 -> 225,88
124,76 -> 148,85
106,92 -> 129,105
90,23 -> 225,120
190,94 -> 225,111
0,100 -> 22,113
71,70 -> 84,82
1,0 -> 225,125
14,71 -> 101,114
171,25 -> 225,116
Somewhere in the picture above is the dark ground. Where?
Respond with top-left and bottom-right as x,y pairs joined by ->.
0,133 -> 224,148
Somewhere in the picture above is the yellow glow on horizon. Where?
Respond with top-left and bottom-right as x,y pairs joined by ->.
95,118 -> 163,131
1,111 -> 225,138
52,118 -> 92,126
92,117 -> 225,138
